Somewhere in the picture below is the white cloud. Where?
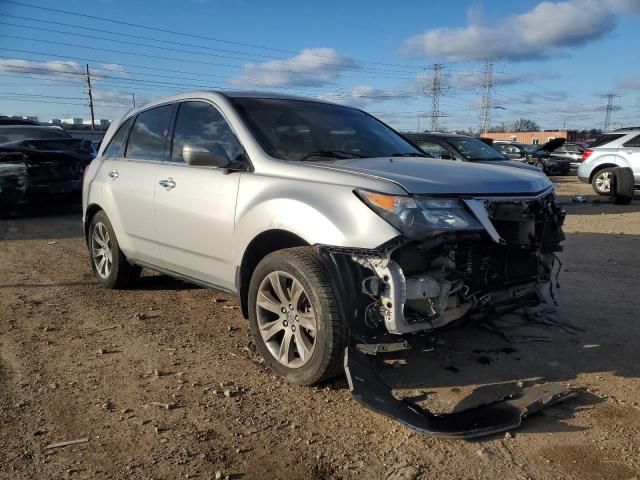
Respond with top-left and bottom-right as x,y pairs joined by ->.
617,75 -> 640,90
0,59 -> 127,81
228,48 -> 358,88
93,90 -> 137,105
318,85 -> 417,108
402,0 -> 639,61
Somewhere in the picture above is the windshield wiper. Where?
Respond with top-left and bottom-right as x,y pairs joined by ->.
389,152 -> 429,158
299,150 -> 365,161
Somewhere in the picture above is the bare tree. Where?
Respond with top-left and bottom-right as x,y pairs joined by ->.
510,118 -> 540,132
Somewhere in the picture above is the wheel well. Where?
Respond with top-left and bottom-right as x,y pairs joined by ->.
589,163 -> 618,182
84,204 -> 103,242
238,230 -> 309,319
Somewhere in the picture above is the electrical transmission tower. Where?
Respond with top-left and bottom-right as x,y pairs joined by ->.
478,59 -> 494,134
428,64 -> 445,131
601,94 -> 621,131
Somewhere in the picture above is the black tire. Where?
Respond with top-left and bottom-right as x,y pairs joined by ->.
247,247 -> 347,385
591,167 -> 614,195
88,211 -> 140,289
611,167 -> 634,205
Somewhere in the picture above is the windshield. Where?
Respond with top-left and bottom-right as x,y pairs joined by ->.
229,97 -> 422,161
446,137 -> 506,161
0,127 -> 71,143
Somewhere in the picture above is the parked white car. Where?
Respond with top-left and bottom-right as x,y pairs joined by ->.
578,128 -> 640,194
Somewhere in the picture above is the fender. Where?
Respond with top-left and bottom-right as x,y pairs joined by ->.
232,173 -> 400,269
588,154 -> 630,178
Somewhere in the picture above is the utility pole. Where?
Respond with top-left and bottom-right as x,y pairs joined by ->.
427,63 -> 445,131
85,64 -> 95,131
601,93 -> 621,131
478,59 -> 494,135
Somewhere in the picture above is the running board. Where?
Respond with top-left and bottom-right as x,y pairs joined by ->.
344,347 -> 576,439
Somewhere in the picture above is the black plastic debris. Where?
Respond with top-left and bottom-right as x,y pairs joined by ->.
344,346 -> 576,439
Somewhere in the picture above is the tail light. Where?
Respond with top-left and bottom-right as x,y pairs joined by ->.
582,148 -> 593,162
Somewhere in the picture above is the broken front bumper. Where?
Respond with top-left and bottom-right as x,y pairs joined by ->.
344,345 -> 575,439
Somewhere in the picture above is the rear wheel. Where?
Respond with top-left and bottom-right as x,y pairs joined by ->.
248,247 -> 347,385
89,211 -> 140,288
591,168 -> 614,195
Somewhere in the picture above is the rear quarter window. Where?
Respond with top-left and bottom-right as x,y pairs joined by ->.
622,134 -> 640,148
590,134 -> 625,148
125,105 -> 174,161
103,117 -> 134,158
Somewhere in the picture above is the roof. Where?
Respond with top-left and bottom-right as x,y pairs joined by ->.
131,90 -> 340,116
405,132 -> 471,139
0,125 -> 65,131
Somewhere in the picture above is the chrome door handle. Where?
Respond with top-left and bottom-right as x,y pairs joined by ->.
159,178 -> 176,189
107,170 -> 119,179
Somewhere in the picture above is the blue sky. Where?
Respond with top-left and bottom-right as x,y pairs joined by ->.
0,0 -> 639,131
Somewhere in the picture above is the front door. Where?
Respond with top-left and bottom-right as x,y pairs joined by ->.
153,100 -> 246,291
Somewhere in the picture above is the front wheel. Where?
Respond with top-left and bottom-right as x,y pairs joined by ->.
592,168 -> 614,195
248,247 -> 347,385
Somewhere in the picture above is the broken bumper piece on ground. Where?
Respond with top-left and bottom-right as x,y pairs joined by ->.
344,346 -> 576,439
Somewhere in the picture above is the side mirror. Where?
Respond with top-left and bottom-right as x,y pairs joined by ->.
183,143 -> 231,167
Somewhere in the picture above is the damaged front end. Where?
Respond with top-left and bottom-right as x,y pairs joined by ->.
318,186 -> 570,438
342,187 -> 565,336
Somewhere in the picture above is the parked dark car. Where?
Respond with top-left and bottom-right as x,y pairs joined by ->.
404,133 -> 541,173
0,125 -> 95,216
0,116 -> 40,126
549,142 -> 585,168
493,139 -> 571,175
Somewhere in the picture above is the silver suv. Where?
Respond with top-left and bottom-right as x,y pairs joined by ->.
83,91 -> 565,386
578,128 -> 640,194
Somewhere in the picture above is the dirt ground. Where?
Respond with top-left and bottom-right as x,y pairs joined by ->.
1,176 -> 639,480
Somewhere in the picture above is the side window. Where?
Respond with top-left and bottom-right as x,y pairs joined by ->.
623,134 -> 640,147
171,101 -> 244,163
125,105 -> 173,161
417,141 -> 453,159
103,117 -> 133,158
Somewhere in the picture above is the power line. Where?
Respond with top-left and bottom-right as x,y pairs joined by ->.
3,0 -> 425,71
0,33 -> 419,81
0,17 -> 421,76
0,60 -> 424,99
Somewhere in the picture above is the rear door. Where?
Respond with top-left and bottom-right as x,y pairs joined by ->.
102,105 -> 174,264
153,100 -> 246,291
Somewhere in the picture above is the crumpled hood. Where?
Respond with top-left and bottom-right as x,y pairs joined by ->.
310,157 -> 552,195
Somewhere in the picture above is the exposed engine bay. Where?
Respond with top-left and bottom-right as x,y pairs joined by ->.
318,188 -> 570,439
321,188 -> 565,338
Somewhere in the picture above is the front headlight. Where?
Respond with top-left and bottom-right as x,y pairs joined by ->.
356,189 -> 482,239
0,162 -> 27,176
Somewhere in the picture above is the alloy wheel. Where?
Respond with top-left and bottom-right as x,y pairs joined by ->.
91,222 -> 113,279
255,271 -> 317,368
595,171 -> 612,193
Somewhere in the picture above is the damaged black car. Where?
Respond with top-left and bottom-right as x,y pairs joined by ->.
0,125 -> 95,216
